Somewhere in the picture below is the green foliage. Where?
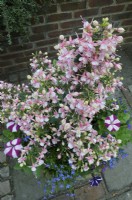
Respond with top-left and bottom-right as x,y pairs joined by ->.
117,112 -> 130,124
0,0 -> 54,48
2,129 -> 21,142
115,126 -> 132,145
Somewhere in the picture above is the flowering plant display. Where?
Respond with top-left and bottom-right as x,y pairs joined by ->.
0,18 -> 132,198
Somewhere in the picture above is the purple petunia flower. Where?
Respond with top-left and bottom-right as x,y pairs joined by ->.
4,138 -> 23,158
89,176 -> 102,186
6,120 -> 20,132
105,115 -> 120,132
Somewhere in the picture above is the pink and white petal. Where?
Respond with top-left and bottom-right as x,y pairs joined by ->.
6,121 -> 14,128
12,148 -> 18,158
113,119 -> 120,124
31,166 -> 36,171
12,124 -> 17,132
6,141 -> 11,147
11,139 -> 18,146
109,115 -> 114,121
115,123 -> 120,127
105,119 -> 111,124
15,144 -> 23,151
113,125 -> 120,131
4,147 -> 12,155
108,125 -> 114,131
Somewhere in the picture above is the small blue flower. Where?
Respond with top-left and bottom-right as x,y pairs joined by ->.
127,124 -> 132,130
37,181 -> 41,185
66,193 -> 75,197
66,184 -> 71,189
71,170 -> 75,175
109,158 -> 117,169
89,176 -> 102,186
118,149 -> 128,159
124,110 -> 128,113
59,184 -> 64,189
23,135 -> 30,142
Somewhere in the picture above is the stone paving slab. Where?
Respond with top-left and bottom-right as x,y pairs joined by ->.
0,180 -> 11,196
1,195 -> 14,200
128,85 -> 132,93
113,190 -> 132,200
104,143 -> 132,192
74,183 -> 106,200
12,169 -> 45,200
0,151 -> 6,163
0,166 -> 10,178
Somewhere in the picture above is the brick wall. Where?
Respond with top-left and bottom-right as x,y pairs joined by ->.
0,0 -> 132,83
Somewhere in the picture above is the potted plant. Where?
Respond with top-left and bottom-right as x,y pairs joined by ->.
0,18 -> 131,199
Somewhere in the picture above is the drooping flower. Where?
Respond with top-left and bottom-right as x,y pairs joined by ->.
105,115 -> 120,132
6,120 -> 20,132
4,138 -> 23,158
89,176 -> 102,186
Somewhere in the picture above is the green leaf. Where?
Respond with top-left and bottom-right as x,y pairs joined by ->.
117,113 -> 130,124
115,126 -> 132,145
3,129 -> 15,141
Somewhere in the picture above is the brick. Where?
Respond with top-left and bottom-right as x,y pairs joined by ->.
1,195 -> 14,200
60,20 -> 82,29
0,151 -> 6,163
47,13 -> 72,23
0,52 -> 24,60
129,26 -> 132,31
36,38 -> 58,47
102,5 -> 124,14
9,74 -> 18,82
89,0 -> 113,7
112,12 -> 132,21
124,26 -> 131,31
61,1 -> 86,12
116,0 -> 132,3
14,56 -> 30,64
8,43 -> 33,52
122,31 -> 132,38
6,64 -> 28,73
32,24 -> 58,34
0,166 -> 9,178
47,4 -> 57,14
126,4 -> 132,11
48,29 -> 73,38
122,19 -> 132,26
124,37 -> 132,43
74,8 -> 98,18
39,4 -> 57,15
20,71 -> 28,79
74,183 -> 106,200
0,181 -> 11,196
0,61 -> 13,68
29,33 -> 45,42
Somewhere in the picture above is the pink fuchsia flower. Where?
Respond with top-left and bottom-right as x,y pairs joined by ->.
6,120 -> 20,132
4,138 -> 23,158
105,115 -> 120,132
